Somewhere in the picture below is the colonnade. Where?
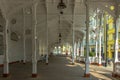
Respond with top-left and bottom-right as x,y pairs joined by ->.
2,0 -> 120,78
3,1 -> 49,77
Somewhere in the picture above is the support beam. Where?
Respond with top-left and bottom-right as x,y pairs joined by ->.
32,2 -> 38,78
84,0 -> 90,78
3,19 -> 9,77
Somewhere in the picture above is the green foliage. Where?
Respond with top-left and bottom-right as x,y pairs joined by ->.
84,50 -> 95,57
89,52 -> 95,57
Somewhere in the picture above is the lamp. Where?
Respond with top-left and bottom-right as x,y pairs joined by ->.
57,0 -> 66,9
59,33 -> 62,37
58,15 -> 62,43
57,0 -> 66,14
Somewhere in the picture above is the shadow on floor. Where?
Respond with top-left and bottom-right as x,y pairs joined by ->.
0,56 -> 118,80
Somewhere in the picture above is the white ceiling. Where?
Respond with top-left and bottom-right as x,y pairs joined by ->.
0,0 -> 118,47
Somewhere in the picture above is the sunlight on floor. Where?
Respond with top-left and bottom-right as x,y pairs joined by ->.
66,56 -> 115,80
65,64 -> 77,67
90,72 -> 112,80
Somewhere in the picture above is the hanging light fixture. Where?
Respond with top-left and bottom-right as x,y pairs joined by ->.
57,0 -> 66,9
57,0 -> 67,14
58,14 -> 62,43
59,33 -> 62,37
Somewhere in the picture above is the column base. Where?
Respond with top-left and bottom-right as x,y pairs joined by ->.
90,63 -> 98,65
46,63 -> 48,65
23,62 -> 26,64
32,74 -> 37,78
98,64 -> 102,66
84,73 -> 90,78
72,63 -> 75,65
3,73 -> 10,77
112,73 -> 120,78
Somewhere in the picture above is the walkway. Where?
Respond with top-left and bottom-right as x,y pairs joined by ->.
0,56 -> 119,80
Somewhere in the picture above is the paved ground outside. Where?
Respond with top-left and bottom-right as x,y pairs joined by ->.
0,56 -> 119,80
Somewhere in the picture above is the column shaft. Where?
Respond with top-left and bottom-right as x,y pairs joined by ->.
3,19 -> 9,77
98,29 -> 102,65
72,28 -> 75,64
32,3 -> 38,77
23,8 -> 26,63
95,40 -> 98,57
46,15 -> 48,65
72,12 -> 75,64
84,0 -> 90,77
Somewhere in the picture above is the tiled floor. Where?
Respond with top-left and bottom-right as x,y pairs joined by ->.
0,56 -> 119,80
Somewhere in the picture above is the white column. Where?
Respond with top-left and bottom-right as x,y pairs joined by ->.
98,28 -> 102,66
95,40 -> 98,57
72,11 -> 75,65
80,43 -> 82,56
95,11 -> 98,58
23,8 -> 26,63
84,0 -> 90,77
72,29 -> 75,64
114,18 -> 119,63
77,42 -> 80,56
32,3 -> 38,78
82,41 -> 84,56
46,15 -> 48,65
72,30 -> 75,64
3,19 -> 9,77
114,4 -> 119,63
74,42 -> 77,59
81,41 -> 84,57
113,3 -> 119,76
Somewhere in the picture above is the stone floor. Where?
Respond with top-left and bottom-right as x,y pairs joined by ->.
0,56 -> 119,80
